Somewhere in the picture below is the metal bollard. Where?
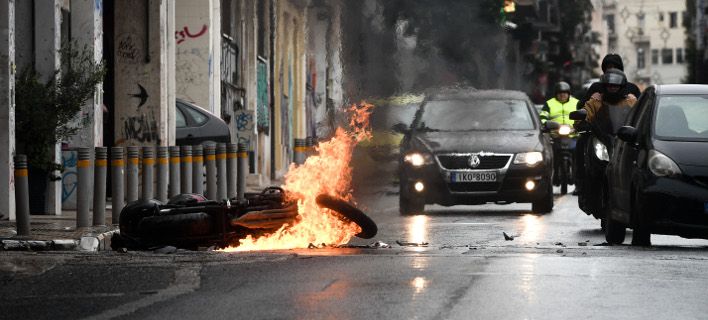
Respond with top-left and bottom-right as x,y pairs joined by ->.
111,147 -> 125,224
14,155 -> 30,236
169,146 -> 181,197
237,143 -> 248,201
156,146 -> 169,202
142,147 -> 155,200
77,148 -> 92,228
93,147 -> 108,226
181,145 -> 193,194
192,145 -> 204,195
294,138 -> 306,165
305,136 -> 315,160
204,145 -> 217,200
227,143 -> 238,199
126,146 -> 140,203
216,143 -> 227,200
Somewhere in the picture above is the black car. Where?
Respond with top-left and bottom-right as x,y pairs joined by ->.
605,84 -> 708,245
396,89 -> 555,215
176,99 -> 231,145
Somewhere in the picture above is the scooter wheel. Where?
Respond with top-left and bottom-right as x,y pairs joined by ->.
315,194 -> 378,239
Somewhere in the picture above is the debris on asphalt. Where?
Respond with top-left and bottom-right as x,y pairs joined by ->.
370,241 -> 390,248
554,242 -> 565,247
556,249 -> 564,253
578,242 -> 588,246
503,232 -> 514,241
396,240 -> 428,247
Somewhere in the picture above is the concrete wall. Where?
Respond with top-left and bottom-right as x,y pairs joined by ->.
114,0 -> 174,146
0,0 -> 15,220
175,0 -> 220,116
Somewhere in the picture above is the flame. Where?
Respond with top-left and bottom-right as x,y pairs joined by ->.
220,102 -> 374,252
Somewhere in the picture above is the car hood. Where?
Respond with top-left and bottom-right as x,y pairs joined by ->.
654,139 -> 708,167
411,130 -> 541,154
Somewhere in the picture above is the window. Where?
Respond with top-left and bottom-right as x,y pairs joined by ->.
176,108 -> 187,128
662,48 -> 673,64
606,14 -> 615,34
670,12 -> 678,28
651,49 -> 659,65
676,48 -> 684,63
637,48 -> 646,69
183,105 -> 209,125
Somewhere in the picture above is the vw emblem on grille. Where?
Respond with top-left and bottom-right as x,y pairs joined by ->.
469,155 -> 481,168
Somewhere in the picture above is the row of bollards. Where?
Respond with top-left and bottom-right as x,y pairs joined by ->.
12,143 -> 250,234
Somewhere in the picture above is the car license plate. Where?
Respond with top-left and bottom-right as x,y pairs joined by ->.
451,171 -> 497,183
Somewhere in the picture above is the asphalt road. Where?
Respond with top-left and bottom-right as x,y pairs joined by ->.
2,153 -> 708,320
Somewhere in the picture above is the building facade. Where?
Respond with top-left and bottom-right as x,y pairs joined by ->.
597,0 -> 688,87
0,0 -> 345,220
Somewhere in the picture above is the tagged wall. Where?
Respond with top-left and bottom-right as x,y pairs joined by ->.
175,0 -> 220,116
114,0 -> 172,146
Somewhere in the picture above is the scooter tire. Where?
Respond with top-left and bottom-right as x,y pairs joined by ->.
315,194 -> 378,239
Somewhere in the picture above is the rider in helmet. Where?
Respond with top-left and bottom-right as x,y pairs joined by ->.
540,81 -> 579,125
578,68 -> 637,136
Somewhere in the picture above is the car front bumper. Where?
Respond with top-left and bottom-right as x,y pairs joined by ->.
401,163 -> 552,206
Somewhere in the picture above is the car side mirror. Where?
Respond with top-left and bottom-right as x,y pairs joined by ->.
617,126 -> 638,143
569,109 -> 587,121
543,121 -> 560,132
391,123 -> 409,134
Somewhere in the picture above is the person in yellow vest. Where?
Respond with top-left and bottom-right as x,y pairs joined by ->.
541,81 -> 579,192
540,81 -> 579,125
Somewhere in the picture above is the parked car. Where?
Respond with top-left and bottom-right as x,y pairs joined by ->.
395,88 -> 555,215
176,99 -> 231,146
605,84 -> 708,246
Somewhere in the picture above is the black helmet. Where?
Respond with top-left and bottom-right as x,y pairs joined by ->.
555,81 -> 571,93
600,68 -> 627,87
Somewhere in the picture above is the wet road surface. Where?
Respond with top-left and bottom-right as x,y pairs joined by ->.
2,154 -> 708,319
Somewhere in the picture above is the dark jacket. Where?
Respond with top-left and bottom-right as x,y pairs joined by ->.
576,54 -> 642,109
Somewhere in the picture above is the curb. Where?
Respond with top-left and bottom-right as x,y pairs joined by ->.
1,230 -> 119,252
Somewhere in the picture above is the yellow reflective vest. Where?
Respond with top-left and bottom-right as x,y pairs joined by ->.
540,97 -> 579,125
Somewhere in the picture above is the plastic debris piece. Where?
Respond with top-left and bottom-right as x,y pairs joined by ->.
503,232 -> 514,241
396,240 -> 428,247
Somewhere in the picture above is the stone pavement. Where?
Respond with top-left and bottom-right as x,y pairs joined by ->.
0,209 -> 119,252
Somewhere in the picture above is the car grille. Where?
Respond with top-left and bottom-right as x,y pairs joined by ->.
448,182 -> 500,192
437,154 -> 511,170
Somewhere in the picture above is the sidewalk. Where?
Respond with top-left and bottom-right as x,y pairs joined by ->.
0,179 -> 283,252
0,209 -> 119,252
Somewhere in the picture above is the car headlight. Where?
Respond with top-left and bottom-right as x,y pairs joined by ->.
558,124 -> 572,136
404,152 -> 433,167
648,150 -> 682,177
593,137 -> 609,162
514,152 -> 543,166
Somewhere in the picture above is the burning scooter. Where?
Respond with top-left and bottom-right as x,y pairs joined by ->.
115,187 -> 377,250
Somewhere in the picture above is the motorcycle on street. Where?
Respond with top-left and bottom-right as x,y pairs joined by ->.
550,124 -> 576,195
570,109 -> 614,226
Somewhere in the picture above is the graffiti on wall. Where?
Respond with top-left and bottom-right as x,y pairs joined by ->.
116,33 -> 141,64
61,151 -> 78,208
176,24 -> 208,45
128,84 -> 149,108
122,110 -> 159,143
235,109 -> 255,149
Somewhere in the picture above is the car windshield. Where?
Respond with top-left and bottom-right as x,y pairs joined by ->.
654,95 -> 708,141
416,98 -> 534,131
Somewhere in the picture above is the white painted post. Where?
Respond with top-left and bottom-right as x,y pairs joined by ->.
69,0 -> 104,150
34,0 -> 62,215
0,0 -> 15,220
